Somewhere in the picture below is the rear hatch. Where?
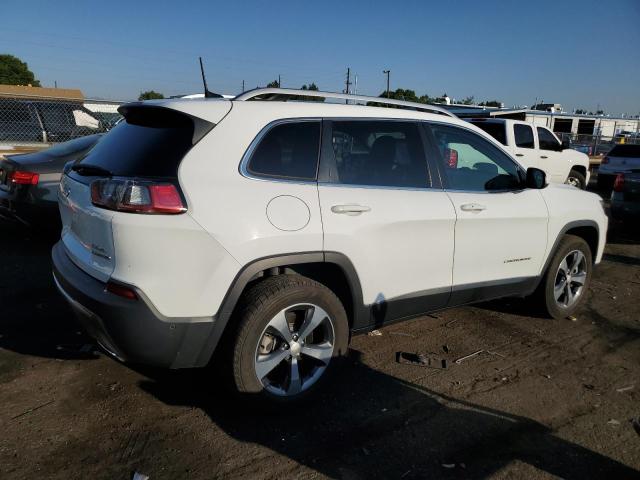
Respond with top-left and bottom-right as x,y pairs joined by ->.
604,144 -> 640,172
58,102 -> 226,282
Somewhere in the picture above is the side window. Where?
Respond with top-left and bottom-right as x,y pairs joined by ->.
514,124 -> 534,149
537,127 -> 561,151
429,124 -> 522,192
328,120 -> 429,188
247,121 -> 320,180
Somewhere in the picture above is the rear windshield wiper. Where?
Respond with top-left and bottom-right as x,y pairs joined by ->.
71,164 -> 113,177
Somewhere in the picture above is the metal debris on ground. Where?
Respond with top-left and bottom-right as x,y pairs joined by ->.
454,349 -> 484,365
396,352 -> 447,369
441,463 -> 456,469
367,329 -> 382,337
607,419 -> 621,426
567,315 -> 578,322
616,385 -> 634,393
11,400 -> 55,420
132,472 -> 149,480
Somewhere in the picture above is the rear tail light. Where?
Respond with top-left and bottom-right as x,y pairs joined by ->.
601,156 -> 609,164
90,179 -> 186,214
106,281 -> 138,300
9,170 -> 40,185
446,148 -> 458,168
613,174 -> 625,192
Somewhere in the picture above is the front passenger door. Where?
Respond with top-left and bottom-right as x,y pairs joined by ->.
426,123 -> 548,305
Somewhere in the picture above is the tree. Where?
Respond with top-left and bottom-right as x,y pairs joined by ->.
479,100 -> 502,107
367,88 -> 431,108
300,83 -> 323,101
0,54 -> 40,86
266,79 -> 280,88
596,109 -> 604,115
460,96 -> 475,105
138,90 -> 164,101
575,108 -> 587,115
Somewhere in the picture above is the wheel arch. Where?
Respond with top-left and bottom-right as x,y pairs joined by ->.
194,252 -> 365,367
541,220 -> 599,274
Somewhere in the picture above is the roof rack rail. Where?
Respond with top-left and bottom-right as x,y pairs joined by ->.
233,88 -> 456,117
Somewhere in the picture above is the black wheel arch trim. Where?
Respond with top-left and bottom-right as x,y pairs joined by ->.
194,251 -> 366,367
533,219 -> 600,292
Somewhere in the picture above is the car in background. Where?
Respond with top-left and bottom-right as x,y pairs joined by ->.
597,144 -> 640,192
0,134 -> 101,229
469,118 -> 591,189
610,171 -> 640,220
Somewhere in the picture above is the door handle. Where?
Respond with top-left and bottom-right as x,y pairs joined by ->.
515,153 -> 524,157
460,203 -> 487,212
331,204 -> 371,215
540,155 -> 548,159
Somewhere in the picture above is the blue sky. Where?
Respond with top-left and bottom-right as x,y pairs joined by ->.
2,0 -> 639,114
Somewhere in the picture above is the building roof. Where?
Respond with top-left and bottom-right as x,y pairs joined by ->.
0,84 -> 84,101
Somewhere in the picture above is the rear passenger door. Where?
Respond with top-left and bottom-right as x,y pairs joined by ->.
536,127 -> 567,183
425,122 -> 548,305
317,120 -> 456,328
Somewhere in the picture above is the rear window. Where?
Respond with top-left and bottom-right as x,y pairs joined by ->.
609,144 -> 640,158
470,121 -> 507,145
246,121 -> 320,180
77,107 -> 201,178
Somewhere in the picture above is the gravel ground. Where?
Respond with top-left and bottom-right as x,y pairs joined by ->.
1,201 -> 639,479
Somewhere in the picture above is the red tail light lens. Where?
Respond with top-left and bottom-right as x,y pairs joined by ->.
91,179 -> 186,214
613,174 -> 625,192
106,281 -> 138,300
9,170 -> 40,185
601,156 -> 609,164
445,148 -> 458,168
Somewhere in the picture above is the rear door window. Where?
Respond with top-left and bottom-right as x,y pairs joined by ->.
470,121 -> 507,145
514,124 -> 535,148
246,121 -> 320,180
327,120 -> 430,188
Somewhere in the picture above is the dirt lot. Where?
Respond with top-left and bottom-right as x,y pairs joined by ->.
1,202 -> 639,479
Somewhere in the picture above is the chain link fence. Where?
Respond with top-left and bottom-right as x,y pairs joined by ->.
556,132 -> 640,158
0,97 -> 123,147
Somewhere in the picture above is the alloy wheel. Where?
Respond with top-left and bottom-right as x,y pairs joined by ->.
554,250 -> 587,308
254,303 -> 335,396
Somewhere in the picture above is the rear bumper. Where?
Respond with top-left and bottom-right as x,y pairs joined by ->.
610,193 -> 640,219
51,241 -> 216,368
0,191 -> 59,228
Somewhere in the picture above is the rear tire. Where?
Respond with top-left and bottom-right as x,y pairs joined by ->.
566,170 -> 586,189
231,274 -> 349,404
536,234 -> 592,320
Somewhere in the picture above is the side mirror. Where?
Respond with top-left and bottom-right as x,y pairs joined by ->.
561,139 -> 571,150
526,167 -> 546,189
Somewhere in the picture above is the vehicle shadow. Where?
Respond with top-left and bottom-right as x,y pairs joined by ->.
139,351 -> 638,479
0,224 -> 97,361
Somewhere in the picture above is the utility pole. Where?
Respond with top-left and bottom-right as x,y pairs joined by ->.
242,80 -> 245,92
54,80 -> 57,88
383,70 -> 390,98
278,74 -> 281,88
344,67 -> 352,104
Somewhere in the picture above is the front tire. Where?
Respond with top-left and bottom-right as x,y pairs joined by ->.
566,169 -> 586,189
537,235 -> 592,320
231,274 -> 349,403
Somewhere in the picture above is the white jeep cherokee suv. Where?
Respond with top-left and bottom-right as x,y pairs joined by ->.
52,88 -> 607,402
470,118 -> 591,189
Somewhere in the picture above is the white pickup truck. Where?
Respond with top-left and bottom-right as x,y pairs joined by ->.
470,118 -> 590,189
